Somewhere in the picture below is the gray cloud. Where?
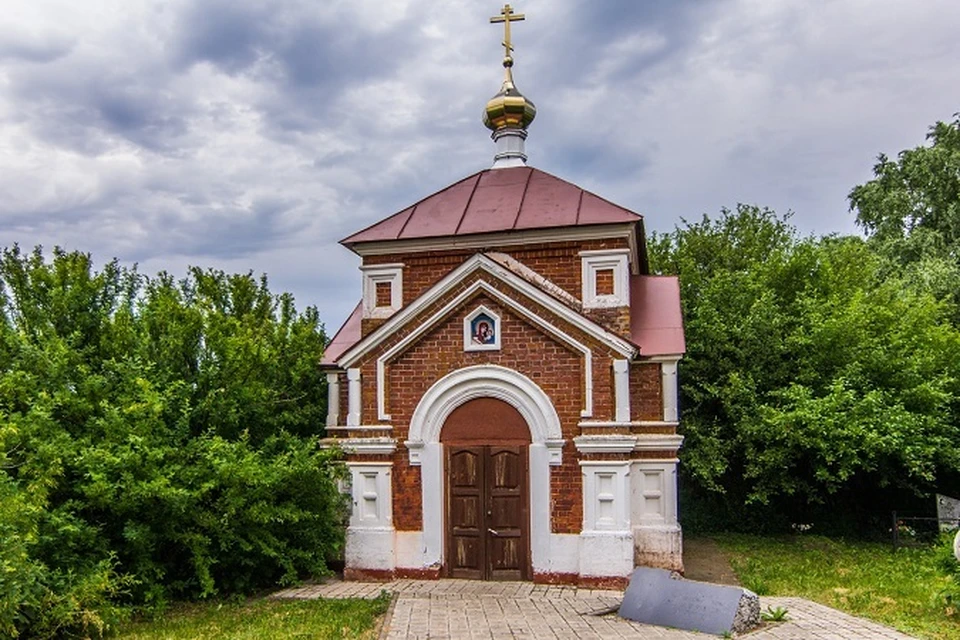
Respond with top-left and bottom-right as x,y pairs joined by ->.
1,0 -> 959,330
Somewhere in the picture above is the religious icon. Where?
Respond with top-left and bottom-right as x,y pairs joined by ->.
470,314 -> 496,345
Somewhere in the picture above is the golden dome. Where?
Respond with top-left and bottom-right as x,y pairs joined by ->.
483,57 -> 537,132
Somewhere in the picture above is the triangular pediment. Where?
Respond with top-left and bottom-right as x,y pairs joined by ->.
335,254 -> 636,369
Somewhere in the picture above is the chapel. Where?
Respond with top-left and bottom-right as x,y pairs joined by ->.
321,5 -> 685,588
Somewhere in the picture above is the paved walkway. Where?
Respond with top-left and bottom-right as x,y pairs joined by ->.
272,579 -> 916,639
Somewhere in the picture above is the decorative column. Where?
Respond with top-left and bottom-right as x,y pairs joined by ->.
326,372 -> 340,427
347,368 -> 361,426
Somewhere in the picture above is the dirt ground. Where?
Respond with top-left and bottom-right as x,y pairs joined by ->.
682,537 -> 741,585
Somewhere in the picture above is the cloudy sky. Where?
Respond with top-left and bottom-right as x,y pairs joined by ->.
1,0 -> 958,332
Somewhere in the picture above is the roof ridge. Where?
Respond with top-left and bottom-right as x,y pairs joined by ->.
512,167 -> 534,230
454,172 -> 484,236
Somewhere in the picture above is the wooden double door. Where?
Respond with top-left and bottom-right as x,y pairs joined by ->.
445,445 -> 530,580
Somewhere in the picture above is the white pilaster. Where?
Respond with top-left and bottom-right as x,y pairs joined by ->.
661,361 -> 679,422
614,359 -> 630,422
344,461 -> 396,571
326,372 -> 340,427
347,368 -> 361,426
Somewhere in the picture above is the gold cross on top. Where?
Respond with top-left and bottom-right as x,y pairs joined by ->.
490,4 -> 525,61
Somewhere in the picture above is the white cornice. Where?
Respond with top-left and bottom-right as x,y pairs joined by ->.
634,435 -> 685,451
573,435 -> 638,454
347,223 -> 636,257
578,421 -> 680,429
334,438 -> 398,455
337,253 -> 636,368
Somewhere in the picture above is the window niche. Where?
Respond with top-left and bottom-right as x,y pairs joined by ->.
580,249 -> 630,309
361,264 -> 403,319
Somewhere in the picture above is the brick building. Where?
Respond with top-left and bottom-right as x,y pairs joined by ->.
321,5 -> 685,588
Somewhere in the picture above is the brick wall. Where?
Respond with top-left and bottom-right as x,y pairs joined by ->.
630,362 -> 662,421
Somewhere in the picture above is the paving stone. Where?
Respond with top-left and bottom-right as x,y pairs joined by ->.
271,578 -> 917,639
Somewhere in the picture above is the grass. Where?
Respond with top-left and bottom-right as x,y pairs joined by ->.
714,533 -> 960,640
114,592 -> 392,639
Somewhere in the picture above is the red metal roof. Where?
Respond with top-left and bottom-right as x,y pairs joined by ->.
320,302 -> 362,366
342,166 -> 641,246
630,276 -> 686,356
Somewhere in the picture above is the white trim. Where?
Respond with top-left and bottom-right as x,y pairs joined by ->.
347,368 -> 361,426
345,462 -> 393,528
577,420 -> 679,429
631,460 -> 679,526
661,361 -> 679,423
613,359 -> 630,422
642,355 -> 684,363
580,460 -> 631,532
337,438 -> 398,455
573,435 -> 638,454
407,365 -> 562,574
348,224 -> 636,257
634,435 -> 684,451
375,279 -> 595,420
326,424 -> 393,432
361,264 -> 403,319
339,253 -> 636,368
463,305 -> 501,352
581,250 -> 630,309
326,372 -> 340,427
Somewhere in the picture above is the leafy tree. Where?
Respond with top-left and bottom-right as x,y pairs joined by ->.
850,115 -> 960,308
850,114 -> 960,246
0,247 -> 343,638
649,206 -> 960,530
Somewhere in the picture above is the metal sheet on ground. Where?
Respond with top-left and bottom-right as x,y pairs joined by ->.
618,567 -> 744,636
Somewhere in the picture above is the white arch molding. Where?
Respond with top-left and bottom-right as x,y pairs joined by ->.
405,365 -> 565,574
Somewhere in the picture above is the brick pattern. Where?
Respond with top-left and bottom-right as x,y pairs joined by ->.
375,281 -> 393,307
594,268 -> 615,295
630,362 -> 662,421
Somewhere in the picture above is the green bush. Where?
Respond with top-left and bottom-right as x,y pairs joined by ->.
0,246 -> 342,637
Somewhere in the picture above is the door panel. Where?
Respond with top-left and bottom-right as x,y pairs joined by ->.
447,447 -> 484,579
486,446 -> 527,580
446,445 -> 529,580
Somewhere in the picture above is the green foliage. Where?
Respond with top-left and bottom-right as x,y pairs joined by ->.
0,246 -> 341,638
115,593 -> 391,639
718,534 -> 959,639
649,206 -> 960,521
850,114 -> 960,315
760,605 -> 789,622
850,114 -> 960,247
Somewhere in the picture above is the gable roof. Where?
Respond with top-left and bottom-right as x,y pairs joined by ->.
341,166 -> 642,248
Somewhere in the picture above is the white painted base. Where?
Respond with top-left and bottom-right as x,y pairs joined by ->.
633,524 -> 683,572
345,527 -> 396,570
579,531 -> 634,577
395,530 -> 431,570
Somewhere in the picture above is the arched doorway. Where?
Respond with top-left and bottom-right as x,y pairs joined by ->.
441,398 -> 531,580
406,365 -> 564,579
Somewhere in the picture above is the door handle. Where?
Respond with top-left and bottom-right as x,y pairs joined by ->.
487,528 -> 499,536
